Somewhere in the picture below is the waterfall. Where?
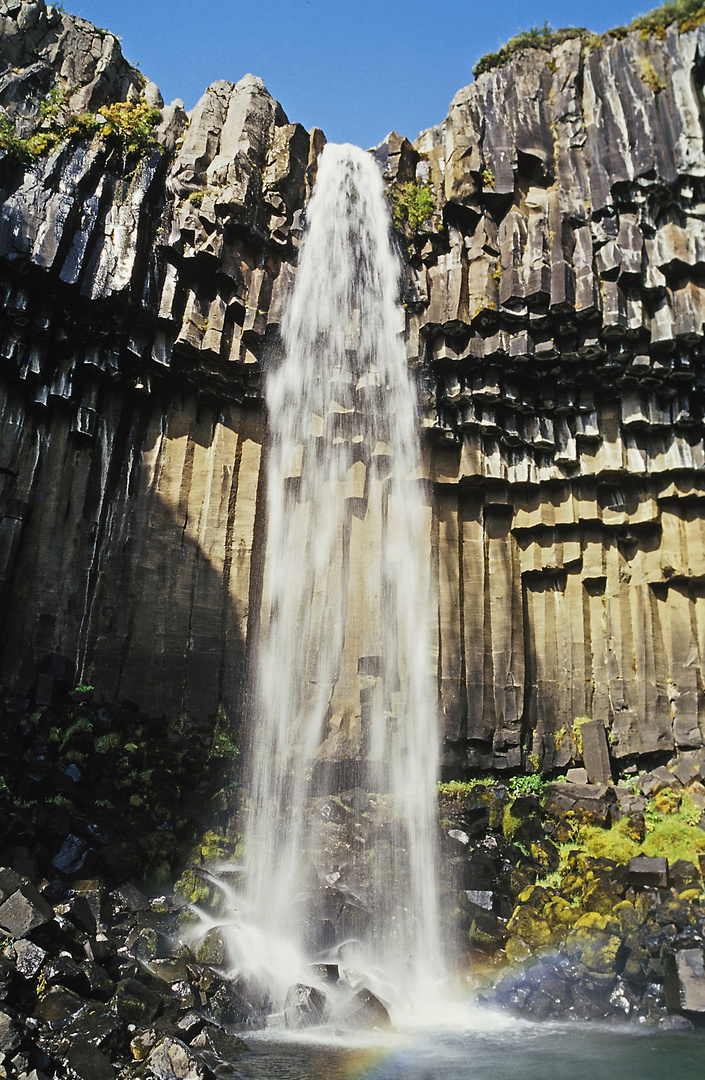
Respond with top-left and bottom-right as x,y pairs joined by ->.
237,143 -> 443,1016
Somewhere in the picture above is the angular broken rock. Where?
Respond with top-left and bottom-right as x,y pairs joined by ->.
61,1041 -> 116,1080
0,869 -> 22,903
0,882 -> 54,938
579,720 -> 613,785
664,949 -> 705,1013
283,983 -> 326,1029
113,976 -> 162,1025
147,1037 -> 211,1080
0,1005 -> 22,1053
190,1026 -> 248,1064
334,986 -> 392,1031
628,855 -> 668,888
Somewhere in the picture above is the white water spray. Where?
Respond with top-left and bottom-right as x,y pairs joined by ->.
235,143 -> 444,1017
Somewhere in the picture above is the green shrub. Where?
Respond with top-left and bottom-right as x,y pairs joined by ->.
97,101 -> 161,158
392,181 -> 435,233
0,113 -> 33,165
0,89 -> 161,174
509,773 -> 546,798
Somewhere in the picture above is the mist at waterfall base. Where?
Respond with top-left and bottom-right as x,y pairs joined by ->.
189,142 -> 446,1028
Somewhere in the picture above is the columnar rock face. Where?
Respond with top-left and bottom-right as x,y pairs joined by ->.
1,0 -> 705,773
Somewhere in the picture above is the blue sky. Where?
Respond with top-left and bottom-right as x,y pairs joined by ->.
75,0 -> 660,148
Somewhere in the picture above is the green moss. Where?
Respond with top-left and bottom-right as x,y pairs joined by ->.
0,90 -> 161,175
571,715 -> 592,756
643,796 -> 705,864
187,188 -> 218,208
631,0 -> 705,37
577,818 -> 641,863
438,778 -> 498,800
575,795 -> 705,869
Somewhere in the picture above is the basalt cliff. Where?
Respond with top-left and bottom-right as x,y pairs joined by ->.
2,0 -> 705,779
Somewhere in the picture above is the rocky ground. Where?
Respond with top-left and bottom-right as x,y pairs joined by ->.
439,768 -> 705,1026
3,692 -> 705,1080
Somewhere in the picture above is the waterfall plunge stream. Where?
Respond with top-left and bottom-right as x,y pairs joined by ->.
223,144 -> 444,1023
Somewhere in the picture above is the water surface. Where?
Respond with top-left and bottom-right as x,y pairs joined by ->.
230,1018 -> 705,1080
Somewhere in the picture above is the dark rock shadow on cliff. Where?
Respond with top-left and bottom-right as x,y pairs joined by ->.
0,386 -> 264,887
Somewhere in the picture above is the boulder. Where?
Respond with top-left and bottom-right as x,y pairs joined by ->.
664,949 -> 705,1013
112,977 -> 162,1025
60,1041 -> 115,1080
33,986 -> 90,1029
190,1026 -> 248,1065
0,1005 -> 22,1053
283,983 -> 326,1029
628,856 -> 668,889
334,987 -> 392,1031
0,882 -> 54,938
579,720 -> 613,784
147,1037 -> 212,1080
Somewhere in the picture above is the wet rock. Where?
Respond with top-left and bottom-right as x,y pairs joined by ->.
56,895 -> 98,937
0,882 -> 54,938
190,1026 -> 248,1066
0,870 -> 22,903
658,1013 -> 695,1030
129,1019 -> 181,1062
194,927 -> 227,968
464,890 -> 493,910
11,939 -> 45,978
283,983 -> 326,1029
0,954 -> 15,1000
52,835 -> 91,875
112,977 -> 162,1025
147,1037 -> 212,1080
33,986 -> 89,1030
334,987 -> 392,1031
205,982 -> 254,1031
109,884 -> 150,921
59,1041 -> 116,1080
310,963 -> 339,984
62,1004 -> 125,1053
664,949 -> 705,1013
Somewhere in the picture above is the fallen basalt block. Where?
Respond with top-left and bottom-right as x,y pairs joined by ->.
0,882 -> 54,938
147,1037 -> 212,1080
664,949 -> 705,1013
628,856 -> 668,889
283,983 -> 326,1029
333,986 -> 392,1031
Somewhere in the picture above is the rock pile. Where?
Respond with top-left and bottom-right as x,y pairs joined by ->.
0,871 -> 253,1080
440,774 -> 705,1025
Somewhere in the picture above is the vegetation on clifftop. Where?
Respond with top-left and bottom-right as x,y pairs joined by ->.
473,0 -> 705,78
0,87 -> 161,170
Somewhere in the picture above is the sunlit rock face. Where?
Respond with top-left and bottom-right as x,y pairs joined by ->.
1,0 -> 705,771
